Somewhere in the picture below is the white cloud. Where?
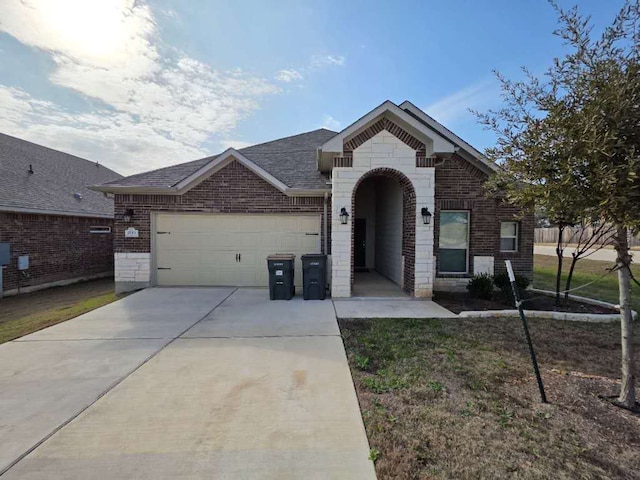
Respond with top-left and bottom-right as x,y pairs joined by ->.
275,69 -> 303,83
424,81 -> 498,126
0,0 -> 280,175
219,139 -> 253,150
321,114 -> 341,131
311,54 -> 346,68
0,86 -> 209,175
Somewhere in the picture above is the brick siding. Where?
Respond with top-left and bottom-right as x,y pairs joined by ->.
114,159 -> 330,254
433,155 -> 534,279
0,212 -> 114,292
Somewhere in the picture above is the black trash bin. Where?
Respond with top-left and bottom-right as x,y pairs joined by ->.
267,254 -> 296,300
301,254 -> 327,300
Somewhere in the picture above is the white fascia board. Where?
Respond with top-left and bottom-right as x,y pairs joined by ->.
0,206 -> 114,219
320,100 -> 456,154
399,100 -> 498,173
172,148 -> 291,194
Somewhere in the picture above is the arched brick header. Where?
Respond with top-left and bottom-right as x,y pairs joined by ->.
344,117 -> 426,155
351,168 -> 417,296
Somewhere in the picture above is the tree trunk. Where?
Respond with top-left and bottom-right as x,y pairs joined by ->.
555,226 -> 565,308
564,254 -> 579,301
615,226 -> 636,409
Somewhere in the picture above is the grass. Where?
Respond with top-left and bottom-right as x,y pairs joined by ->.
341,317 -> 640,479
533,254 -> 640,312
0,280 -> 121,344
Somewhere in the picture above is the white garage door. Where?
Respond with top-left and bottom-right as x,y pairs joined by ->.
154,213 -> 321,287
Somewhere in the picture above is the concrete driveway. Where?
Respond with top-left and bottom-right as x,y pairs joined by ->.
0,288 -> 375,479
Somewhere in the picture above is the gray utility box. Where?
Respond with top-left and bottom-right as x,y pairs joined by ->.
301,254 -> 327,300
267,254 -> 296,300
0,243 -> 10,266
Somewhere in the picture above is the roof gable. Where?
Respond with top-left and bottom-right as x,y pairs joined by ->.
399,101 -> 498,174
320,100 -> 456,156
94,129 -> 336,194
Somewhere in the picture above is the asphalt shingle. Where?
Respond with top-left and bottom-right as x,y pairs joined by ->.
0,133 -> 122,217
99,129 -> 338,191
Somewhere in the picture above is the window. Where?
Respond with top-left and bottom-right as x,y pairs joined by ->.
439,211 -> 469,273
90,226 -> 112,234
500,222 -> 519,251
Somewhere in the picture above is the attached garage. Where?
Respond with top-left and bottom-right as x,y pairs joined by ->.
153,213 -> 321,287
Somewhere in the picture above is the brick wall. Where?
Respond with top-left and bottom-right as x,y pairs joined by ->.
433,155 -> 534,280
0,212 -> 114,293
114,159 -> 329,254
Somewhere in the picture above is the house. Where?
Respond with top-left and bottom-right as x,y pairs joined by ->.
93,101 -> 533,297
0,133 -> 122,296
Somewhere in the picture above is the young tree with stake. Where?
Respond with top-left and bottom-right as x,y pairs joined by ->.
476,1 -> 640,408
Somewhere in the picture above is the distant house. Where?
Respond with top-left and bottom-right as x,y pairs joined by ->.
0,133 -> 122,296
94,101 -> 534,297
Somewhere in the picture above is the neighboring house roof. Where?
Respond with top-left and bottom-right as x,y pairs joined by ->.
94,129 -> 337,194
0,133 -> 122,218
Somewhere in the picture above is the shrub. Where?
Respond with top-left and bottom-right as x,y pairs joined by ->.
466,273 -> 495,300
494,272 -> 531,304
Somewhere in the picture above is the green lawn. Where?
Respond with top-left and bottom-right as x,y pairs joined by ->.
0,279 -> 121,344
533,254 -> 640,312
341,317 -> 640,479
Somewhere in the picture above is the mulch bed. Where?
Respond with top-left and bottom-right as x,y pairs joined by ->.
434,291 -> 617,315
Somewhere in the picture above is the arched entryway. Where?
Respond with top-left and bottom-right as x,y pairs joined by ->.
351,168 -> 416,296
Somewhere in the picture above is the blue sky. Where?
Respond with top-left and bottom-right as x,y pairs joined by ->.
0,0 -> 625,175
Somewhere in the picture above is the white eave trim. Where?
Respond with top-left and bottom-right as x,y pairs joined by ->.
0,206 -> 114,219
320,100 -> 456,154
90,149 -> 331,198
399,100 -> 498,173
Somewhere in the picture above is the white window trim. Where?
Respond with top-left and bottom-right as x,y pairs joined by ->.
439,210 -> 470,275
500,221 -> 519,252
90,226 -> 112,234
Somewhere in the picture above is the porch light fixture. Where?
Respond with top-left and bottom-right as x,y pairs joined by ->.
122,208 -> 134,223
421,207 -> 432,225
339,207 -> 349,225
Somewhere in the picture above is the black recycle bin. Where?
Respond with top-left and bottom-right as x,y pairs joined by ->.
301,254 -> 327,300
267,254 -> 295,300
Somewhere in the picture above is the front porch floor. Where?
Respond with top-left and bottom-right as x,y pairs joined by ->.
352,271 -> 407,298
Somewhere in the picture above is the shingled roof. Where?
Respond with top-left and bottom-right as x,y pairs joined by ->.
0,133 -> 122,218
98,128 -> 338,191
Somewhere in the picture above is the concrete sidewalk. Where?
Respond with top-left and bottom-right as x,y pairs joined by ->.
534,245 -> 634,263
334,298 -> 457,319
2,288 -> 376,479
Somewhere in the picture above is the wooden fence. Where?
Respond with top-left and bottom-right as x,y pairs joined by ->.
535,227 -> 640,247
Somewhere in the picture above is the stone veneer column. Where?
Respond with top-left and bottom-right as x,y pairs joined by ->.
114,252 -> 151,294
331,130 -> 435,298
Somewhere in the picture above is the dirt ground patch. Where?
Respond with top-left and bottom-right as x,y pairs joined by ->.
0,278 -> 121,343
434,291 -> 617,315
0,278 -> 114,324
340,317 -> 640,479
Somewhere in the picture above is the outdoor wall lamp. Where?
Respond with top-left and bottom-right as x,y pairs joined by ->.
421,207 -> 432,225
339,207 -> 350,225
122,208 -> 134,223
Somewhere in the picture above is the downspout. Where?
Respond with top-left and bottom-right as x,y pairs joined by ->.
323,192 -> 328,255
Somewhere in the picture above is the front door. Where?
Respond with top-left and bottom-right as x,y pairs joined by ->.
354,218 -> 367,270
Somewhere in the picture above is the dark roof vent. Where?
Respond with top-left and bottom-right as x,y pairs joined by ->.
73,192 -> 83,200
28,164 -> 34,174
